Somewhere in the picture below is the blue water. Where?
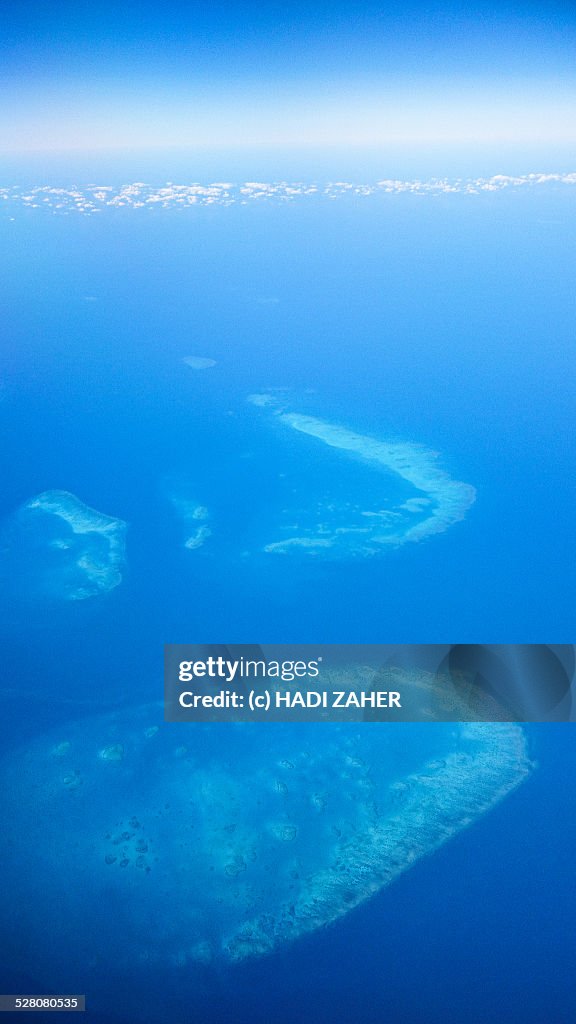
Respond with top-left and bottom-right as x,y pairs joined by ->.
1,185 -> 575,1021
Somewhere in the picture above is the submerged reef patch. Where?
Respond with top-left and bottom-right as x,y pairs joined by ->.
183,355 -> 217,370
248,396 -> 476,556
165,484 -> 212,551
0,490 -> 126,601
0,703 -> 531,977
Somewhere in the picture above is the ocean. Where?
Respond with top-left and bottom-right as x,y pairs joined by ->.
0,178 -> 574,1021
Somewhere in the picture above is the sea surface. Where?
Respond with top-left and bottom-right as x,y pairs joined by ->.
0,182 -> 574,1022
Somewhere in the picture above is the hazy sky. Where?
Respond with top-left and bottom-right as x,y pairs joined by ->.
2,1 -> 576,157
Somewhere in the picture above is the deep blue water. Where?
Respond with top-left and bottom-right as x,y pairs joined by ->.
0,186 -> 575,1021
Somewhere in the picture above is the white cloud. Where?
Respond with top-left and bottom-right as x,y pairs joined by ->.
1,172 -> 575,215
